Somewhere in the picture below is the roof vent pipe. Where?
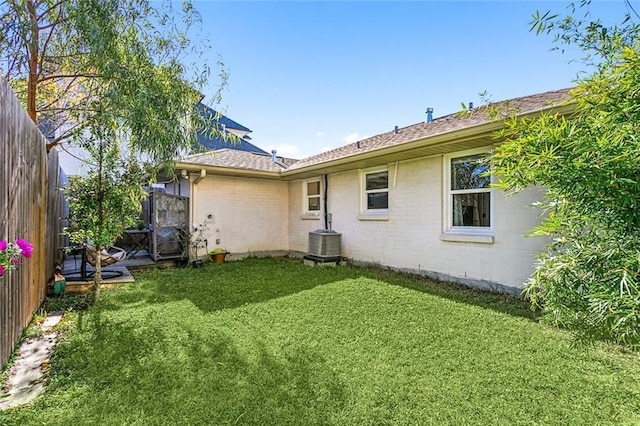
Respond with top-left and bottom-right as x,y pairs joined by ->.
469,102 -> 474,110
394,125 -> 398,134
356,141 -> 360,149
426,107 -> 434,123
271,149 -> 277,162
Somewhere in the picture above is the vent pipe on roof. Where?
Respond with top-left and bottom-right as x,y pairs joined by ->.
394,125 -> 398,134
426,107 -> 434,123
356,141 -> 360,149
469,102 -> 474,110
271,149 -> 277,162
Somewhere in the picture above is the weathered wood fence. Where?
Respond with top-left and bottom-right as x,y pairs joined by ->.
0,79 -> 65,369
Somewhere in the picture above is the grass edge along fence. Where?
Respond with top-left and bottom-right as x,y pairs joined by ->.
0,78 -> 65,369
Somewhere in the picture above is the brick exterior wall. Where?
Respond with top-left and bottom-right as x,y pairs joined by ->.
189,151 -> 545,291
289,154 -> 545,290
194,175 -> 290,255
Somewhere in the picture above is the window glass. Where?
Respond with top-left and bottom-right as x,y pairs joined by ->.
305,180 -> 321,212
308,196 -> 321,211
364,170 -> 388,210
451,155 -> 490,190
452,192 -> 491,227
449,153 -> 491,229
366,171 -> 388,190
307,181 -> 320,196
367,192 -> 388,210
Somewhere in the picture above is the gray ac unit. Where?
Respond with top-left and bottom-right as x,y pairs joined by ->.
308,229 -> 341,258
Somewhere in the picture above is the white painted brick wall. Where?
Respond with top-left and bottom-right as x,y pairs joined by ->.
291,156 -> 546,289
195,175 -> 290,254
288,180 -> 325,252
189,152 -> 546,290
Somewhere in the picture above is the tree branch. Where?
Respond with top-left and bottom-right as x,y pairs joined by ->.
38,72 -> 103,83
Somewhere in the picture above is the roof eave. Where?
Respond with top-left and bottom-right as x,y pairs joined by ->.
174,162 -> 283,180
280,102 -> 575,180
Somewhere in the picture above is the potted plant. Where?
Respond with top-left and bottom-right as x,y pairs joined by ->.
209,248 -> 227,264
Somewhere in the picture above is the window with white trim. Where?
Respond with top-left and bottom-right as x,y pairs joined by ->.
363,169 -> 389,212
304,179 -> 321,214
448,151 -> 492,230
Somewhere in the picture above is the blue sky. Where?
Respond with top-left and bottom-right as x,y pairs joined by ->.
194,1 -> 626,159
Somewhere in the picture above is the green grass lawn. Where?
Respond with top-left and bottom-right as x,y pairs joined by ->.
2,257 -> 640,425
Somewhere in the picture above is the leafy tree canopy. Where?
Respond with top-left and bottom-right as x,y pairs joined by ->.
1,0 -> 226,296
492,0 -> 640,348
0,0 -> 223,174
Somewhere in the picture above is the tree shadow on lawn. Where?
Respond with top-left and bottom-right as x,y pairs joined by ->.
102,257 -> 536,321
40,311 -> 349,425
367,266 -> 538,321
102,257 -> 367,313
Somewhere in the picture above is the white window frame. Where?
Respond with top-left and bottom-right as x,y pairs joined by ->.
360,167 -> 389,217
302,178 -> 322,218
442,148 -> 494,242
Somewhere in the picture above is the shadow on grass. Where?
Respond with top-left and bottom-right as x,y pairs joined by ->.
101,257 -> 366,313
37,310 -> 349,425
363,266 -> 538,321
101,257 -> 536,321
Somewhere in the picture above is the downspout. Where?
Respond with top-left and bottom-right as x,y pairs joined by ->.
323,174 -> 329,230
393,160 -> 399,187
190,170 -> 207,261
193,169 -> 206,185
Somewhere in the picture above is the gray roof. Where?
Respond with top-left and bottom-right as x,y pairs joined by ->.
180,149 -> 299,173
178,88 -> 573,176
288,88 -> 572,171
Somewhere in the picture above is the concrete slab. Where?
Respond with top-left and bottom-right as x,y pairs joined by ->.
0,312 -> 63,410
41,311 -> 63,329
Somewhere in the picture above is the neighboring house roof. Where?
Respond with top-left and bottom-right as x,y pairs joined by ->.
196,103 -> 267,154
38,122 -> 55,143
197,103 -> 251,133
196,131 -> 267,154
180,149 -> 298,174
178,88 -> 573,179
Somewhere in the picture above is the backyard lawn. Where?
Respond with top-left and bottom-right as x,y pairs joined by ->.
2,257 -> 639,425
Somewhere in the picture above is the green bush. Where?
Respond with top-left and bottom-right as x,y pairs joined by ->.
492,10 -> 640,348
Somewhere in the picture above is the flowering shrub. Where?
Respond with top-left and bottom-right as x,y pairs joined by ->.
0,239 -> 33,275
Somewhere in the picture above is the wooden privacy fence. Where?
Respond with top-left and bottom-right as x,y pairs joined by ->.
0,79 -> 65,369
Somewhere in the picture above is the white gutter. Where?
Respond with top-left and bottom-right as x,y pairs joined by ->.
281,103 -> 575,179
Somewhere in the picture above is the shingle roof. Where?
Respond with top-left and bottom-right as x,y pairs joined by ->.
287,88 -> 573,171
180,88 -> 573,175
180,149 -> 299,173
197,103 -> 252,133
196,131 -> 267,154
196,103 -> 268,154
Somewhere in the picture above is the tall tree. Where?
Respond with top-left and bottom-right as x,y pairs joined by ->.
491,1 -> 640,348
0,0 -> 222,171
1,0 -> 226,295
65,141 -> 145,299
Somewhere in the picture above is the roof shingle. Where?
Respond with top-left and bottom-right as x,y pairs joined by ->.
287,88 -> 572,170
180,149 -> 299,173
179,88 -> 573,175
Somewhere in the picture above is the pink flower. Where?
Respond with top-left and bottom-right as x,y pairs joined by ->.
11,257 -> 20,265
0,240 -> 6,251
0,265 -> 4,275
16,239 -> 33,258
